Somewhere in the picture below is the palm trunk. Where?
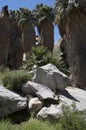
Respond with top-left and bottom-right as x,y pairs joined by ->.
38,19 -> 54,52
0,14 -> 10,66
21,21 -> 36,53
9,22 -> 24,69
56,1 -> 86,88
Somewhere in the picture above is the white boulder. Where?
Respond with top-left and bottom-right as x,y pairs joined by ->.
0,85 -> 27,118
32,63 -> 69,91
22,81 -> 58,101
59,87 -> 86,111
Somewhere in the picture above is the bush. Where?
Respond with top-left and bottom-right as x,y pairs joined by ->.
2,70 -> 32,92
58,104 -> 86,130
21,118 -> 56,130
23,46 -> 70,75
0,104 -> 86,130
23,46 -> 49,70
0,118 -> 60,130
0,119 -> 15,130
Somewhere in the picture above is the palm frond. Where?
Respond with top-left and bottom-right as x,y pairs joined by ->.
32,4 -> 55,26
54,0 -> 86,23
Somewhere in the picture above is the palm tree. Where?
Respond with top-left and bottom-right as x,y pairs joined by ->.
32,4 -> 55,52
18,8 -> 36,53
8,10 -> 24,69
55,0 -> 86,88
0,6 -> 10,66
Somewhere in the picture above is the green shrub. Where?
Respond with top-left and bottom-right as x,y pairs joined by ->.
0,118 -> 59,130
2,70 -> 32,92
0,119 -> 15,130
0,105 -> 86,130
21,118 -> 55,130
58,104 -> 86,130
0,66 -> 10,84
23,46 -> 48,70
23,46 -> 70,75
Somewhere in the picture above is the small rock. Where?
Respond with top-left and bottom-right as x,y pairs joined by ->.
37,103 -> 62,121
29,97 -> 43,112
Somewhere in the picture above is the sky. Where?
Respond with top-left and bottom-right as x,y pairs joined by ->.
0,0 -> 61,43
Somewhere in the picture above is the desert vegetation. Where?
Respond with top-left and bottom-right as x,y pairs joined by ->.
2,70 -> 32,92
0,2 -> 70,74
0,4 -> 55,69
22,46 -> 70,75
0,0 -> 86,129
0,104 -> 86,130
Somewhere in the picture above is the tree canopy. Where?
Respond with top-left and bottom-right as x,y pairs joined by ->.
32,3 -> 55,26
54,0 -> 86,23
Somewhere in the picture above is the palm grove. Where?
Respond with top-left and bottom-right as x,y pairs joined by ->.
0,0 -> 86,89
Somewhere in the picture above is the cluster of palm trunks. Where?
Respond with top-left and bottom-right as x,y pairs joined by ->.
56,0 -> 86,88
0,6 -> 54,69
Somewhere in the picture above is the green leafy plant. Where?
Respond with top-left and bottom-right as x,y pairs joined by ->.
0,119 -> 14,130
0,118 -> 56,130
22,46 -> 49,70
32,3 -> 55,26
2,70 -> 32,92
18,7 -> 34,27
58,104 -> 86,130
23,46 -> 70,75
0,104 -> 86,130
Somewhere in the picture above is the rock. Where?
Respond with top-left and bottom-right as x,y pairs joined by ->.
32,63 -> 69,91
28,97 -> 43,112
22,81 -> 58,101
37,87 -> 86,121
0,85 -> 27,118
22,82 -> 36,96
37,103 -> 62,121
59,87 -> 86,111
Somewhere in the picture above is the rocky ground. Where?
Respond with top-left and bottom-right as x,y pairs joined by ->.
0,63 -> 86,121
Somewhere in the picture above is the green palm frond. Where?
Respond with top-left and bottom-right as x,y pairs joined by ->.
9,10 -> 21,22
16,8 -> 34,29
32,3 -> 55,25
19,8 -> 32,20
9,8 -> 34,25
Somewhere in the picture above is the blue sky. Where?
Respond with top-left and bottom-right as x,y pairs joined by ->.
0,0 -> 61,43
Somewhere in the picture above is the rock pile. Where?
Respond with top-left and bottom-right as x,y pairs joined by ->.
0,64 -> 86,121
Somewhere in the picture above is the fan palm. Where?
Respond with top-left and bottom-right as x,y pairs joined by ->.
32,4 -> 55,52
8,10 -> 24,69
55,0 -> 86,88
0,6 -> 10,66
18,8 -> 36,53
